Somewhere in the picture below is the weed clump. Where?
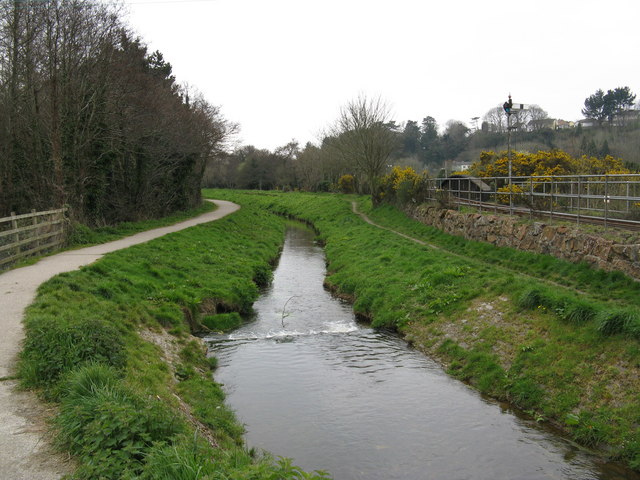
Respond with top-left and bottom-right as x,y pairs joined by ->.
597,310 -> 640,338
19,317 -> 125,392
558,300 -> 597,325
517,288 -> 552,310
202,312 -> 242,332
56,364 -> 185,479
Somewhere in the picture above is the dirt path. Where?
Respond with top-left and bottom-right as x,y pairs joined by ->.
0,199 -> 239,480
351,201 -> 587,295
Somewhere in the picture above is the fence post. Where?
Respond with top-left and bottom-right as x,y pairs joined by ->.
31,209 -> 38,250
626,180 -> 630,213
604,175 -> 609,229
550,178 -> 554,221
577,176 -> 581,226
11,212 -> 19,258
529,177 -> 533,220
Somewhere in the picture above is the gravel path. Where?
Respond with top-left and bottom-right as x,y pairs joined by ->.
0,199 -> 239,480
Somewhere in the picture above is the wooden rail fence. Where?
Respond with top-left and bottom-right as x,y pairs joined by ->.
0,208 -> 67,270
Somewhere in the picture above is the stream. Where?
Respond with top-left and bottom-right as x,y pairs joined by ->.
206,224 -> 639,480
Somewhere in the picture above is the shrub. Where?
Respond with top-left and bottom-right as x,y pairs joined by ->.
496,184 -> 525,205
56,367 -> 184,479
338,174 -> 356,194
67,223 -> 98,246
20,317 -> 125,391
379,166 -> 429,206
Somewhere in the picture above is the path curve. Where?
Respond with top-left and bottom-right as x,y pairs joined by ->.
0,199 -> 239,480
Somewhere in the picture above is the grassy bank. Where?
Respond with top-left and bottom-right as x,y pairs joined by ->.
18,201 -> 329,479
66,200 -> 217,247
205,189 -> 640,471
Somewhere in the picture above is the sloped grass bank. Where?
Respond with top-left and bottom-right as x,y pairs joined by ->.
67,200 -> 217,247
205,189 -> 640,472
18,203 -> 329,479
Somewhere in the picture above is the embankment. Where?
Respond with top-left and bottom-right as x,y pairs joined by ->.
404,203 -> 640,280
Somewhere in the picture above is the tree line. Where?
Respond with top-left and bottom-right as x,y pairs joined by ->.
205,87 -> 639,197
0,0 -> 233,225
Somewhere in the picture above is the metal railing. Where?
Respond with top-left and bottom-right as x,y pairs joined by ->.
428,174 -> 640,229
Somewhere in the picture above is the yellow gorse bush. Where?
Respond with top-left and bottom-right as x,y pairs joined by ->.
469,149 -> 633,178
379,166 -> 429,204
496,184 -> 525,205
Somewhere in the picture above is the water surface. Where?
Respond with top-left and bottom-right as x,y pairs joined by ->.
207,225 -> 638,480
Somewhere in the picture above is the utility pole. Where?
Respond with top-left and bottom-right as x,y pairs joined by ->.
503,94 -> 528,214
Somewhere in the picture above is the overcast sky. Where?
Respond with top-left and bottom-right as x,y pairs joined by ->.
125,0 -> 640,150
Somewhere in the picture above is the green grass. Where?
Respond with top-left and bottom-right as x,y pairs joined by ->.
66,201 -> 217,247
204,189 -> 640,471
18,201 -> 329,479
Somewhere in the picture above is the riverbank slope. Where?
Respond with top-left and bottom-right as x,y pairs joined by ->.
4,200 -> 329,479
206,189 -> 640,473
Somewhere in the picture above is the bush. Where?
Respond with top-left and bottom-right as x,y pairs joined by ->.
496,184 -> 525,205
597,309 -> 640,338
56,365 -> 184,479
20,317 -> 125,391
338,174 -> 356,194
67,223 -> 98,246
379,166 -> 429,206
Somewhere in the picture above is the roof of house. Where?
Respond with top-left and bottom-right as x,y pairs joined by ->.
440,175 -> 491,192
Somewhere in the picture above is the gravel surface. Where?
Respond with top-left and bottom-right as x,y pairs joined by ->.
0,200 -> 239,480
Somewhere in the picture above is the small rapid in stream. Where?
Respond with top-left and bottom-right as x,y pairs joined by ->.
206,224 -> 639,480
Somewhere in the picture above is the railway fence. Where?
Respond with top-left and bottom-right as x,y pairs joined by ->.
431,173 -> 640,230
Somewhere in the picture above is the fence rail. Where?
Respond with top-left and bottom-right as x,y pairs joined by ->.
430,173 -> 640,230
0,207 -> 67,269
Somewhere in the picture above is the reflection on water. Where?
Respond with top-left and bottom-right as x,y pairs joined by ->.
206,225 -> 639,480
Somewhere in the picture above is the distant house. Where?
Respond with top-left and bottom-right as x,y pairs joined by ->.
577,111 -> 639,128
577,118 -> 598,128
439,174 -> 491,202
553,119 -> 575,130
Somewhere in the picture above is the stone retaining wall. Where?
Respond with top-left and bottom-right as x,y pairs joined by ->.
405,204 -> 640,280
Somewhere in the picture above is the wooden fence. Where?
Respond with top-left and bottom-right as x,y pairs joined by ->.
0,208 -> 67,270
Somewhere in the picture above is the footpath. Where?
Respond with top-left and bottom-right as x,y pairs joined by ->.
0,200 -> 239,480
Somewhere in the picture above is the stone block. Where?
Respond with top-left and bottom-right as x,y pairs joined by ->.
532,222 -> 545,236
624,245 -> 640,262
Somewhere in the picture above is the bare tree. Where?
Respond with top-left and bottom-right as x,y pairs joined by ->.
482,106 -> 507,133
527,104 -> 550,131
330,95 -> 397,204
